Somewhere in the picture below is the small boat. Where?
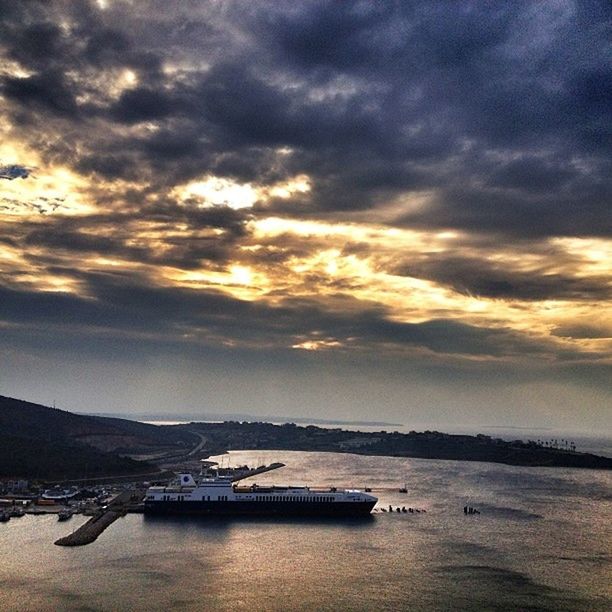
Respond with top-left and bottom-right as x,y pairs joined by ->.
399,484 -> 407,493
58,509 -> 74,521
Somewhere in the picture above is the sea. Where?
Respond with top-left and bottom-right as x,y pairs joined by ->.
0,450 -> 610,611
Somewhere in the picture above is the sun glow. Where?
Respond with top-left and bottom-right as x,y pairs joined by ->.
173,174 -> 313,210
173,177 -> 258,209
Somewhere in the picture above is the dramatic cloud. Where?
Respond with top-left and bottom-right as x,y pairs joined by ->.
0,1 -> 609,426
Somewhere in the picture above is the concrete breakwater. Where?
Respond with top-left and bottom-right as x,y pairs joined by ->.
54,490 -> 139,547
54,509 -> 123,546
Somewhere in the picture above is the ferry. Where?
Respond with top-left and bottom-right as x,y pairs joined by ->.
144,469 -> 377,517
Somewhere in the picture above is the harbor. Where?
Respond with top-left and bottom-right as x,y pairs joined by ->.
54,490 -> 140,547
0,458 -> 453,545
1,449 -> 609,611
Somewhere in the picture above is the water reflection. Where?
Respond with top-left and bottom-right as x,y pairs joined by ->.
0,451 -> 610,611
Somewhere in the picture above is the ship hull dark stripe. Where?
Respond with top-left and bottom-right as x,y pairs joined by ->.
144,500 -> 375,517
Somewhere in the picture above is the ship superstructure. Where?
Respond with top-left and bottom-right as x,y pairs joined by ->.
144,468 -> 377,517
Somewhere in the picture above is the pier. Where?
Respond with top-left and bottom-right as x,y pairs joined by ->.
230,462 -> 285,482
54,490 -> 142,547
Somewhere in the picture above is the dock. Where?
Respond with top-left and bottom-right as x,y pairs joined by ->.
54,490 -> 142,547
230,462 -> 285,482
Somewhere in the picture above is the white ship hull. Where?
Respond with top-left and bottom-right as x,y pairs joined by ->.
144,472 -> 377,517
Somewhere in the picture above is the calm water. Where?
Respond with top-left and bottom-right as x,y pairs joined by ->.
0,450 -> 610,611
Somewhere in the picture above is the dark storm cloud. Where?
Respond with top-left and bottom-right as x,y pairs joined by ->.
0,1 -> 607,236
2,71 -> 79,117
394,255 -> 611,302
0,271 -> 571,362
110,87 -> 175,123
12,202 -> 250,269
552,324 -> 611,340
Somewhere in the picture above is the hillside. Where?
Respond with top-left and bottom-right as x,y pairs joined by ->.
0,395 -> 194,480
183,421 -> 612,469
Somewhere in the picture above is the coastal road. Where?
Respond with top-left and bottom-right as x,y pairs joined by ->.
186,430 -> 207,457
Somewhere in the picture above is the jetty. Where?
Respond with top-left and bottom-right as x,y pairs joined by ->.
54,490 -> 141,547
230,462 -> 285,482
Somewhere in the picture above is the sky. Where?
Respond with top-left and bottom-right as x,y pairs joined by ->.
0,1 -> 610,430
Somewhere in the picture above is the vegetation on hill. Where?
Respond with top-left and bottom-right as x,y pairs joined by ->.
0,434 -> 150,480
1,395 -> 610,478
0,395 -> 194,480
184,421 -> 612,469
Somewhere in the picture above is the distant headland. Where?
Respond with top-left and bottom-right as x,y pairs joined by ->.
87,411 -> 403,428
1,395 -> 610,481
